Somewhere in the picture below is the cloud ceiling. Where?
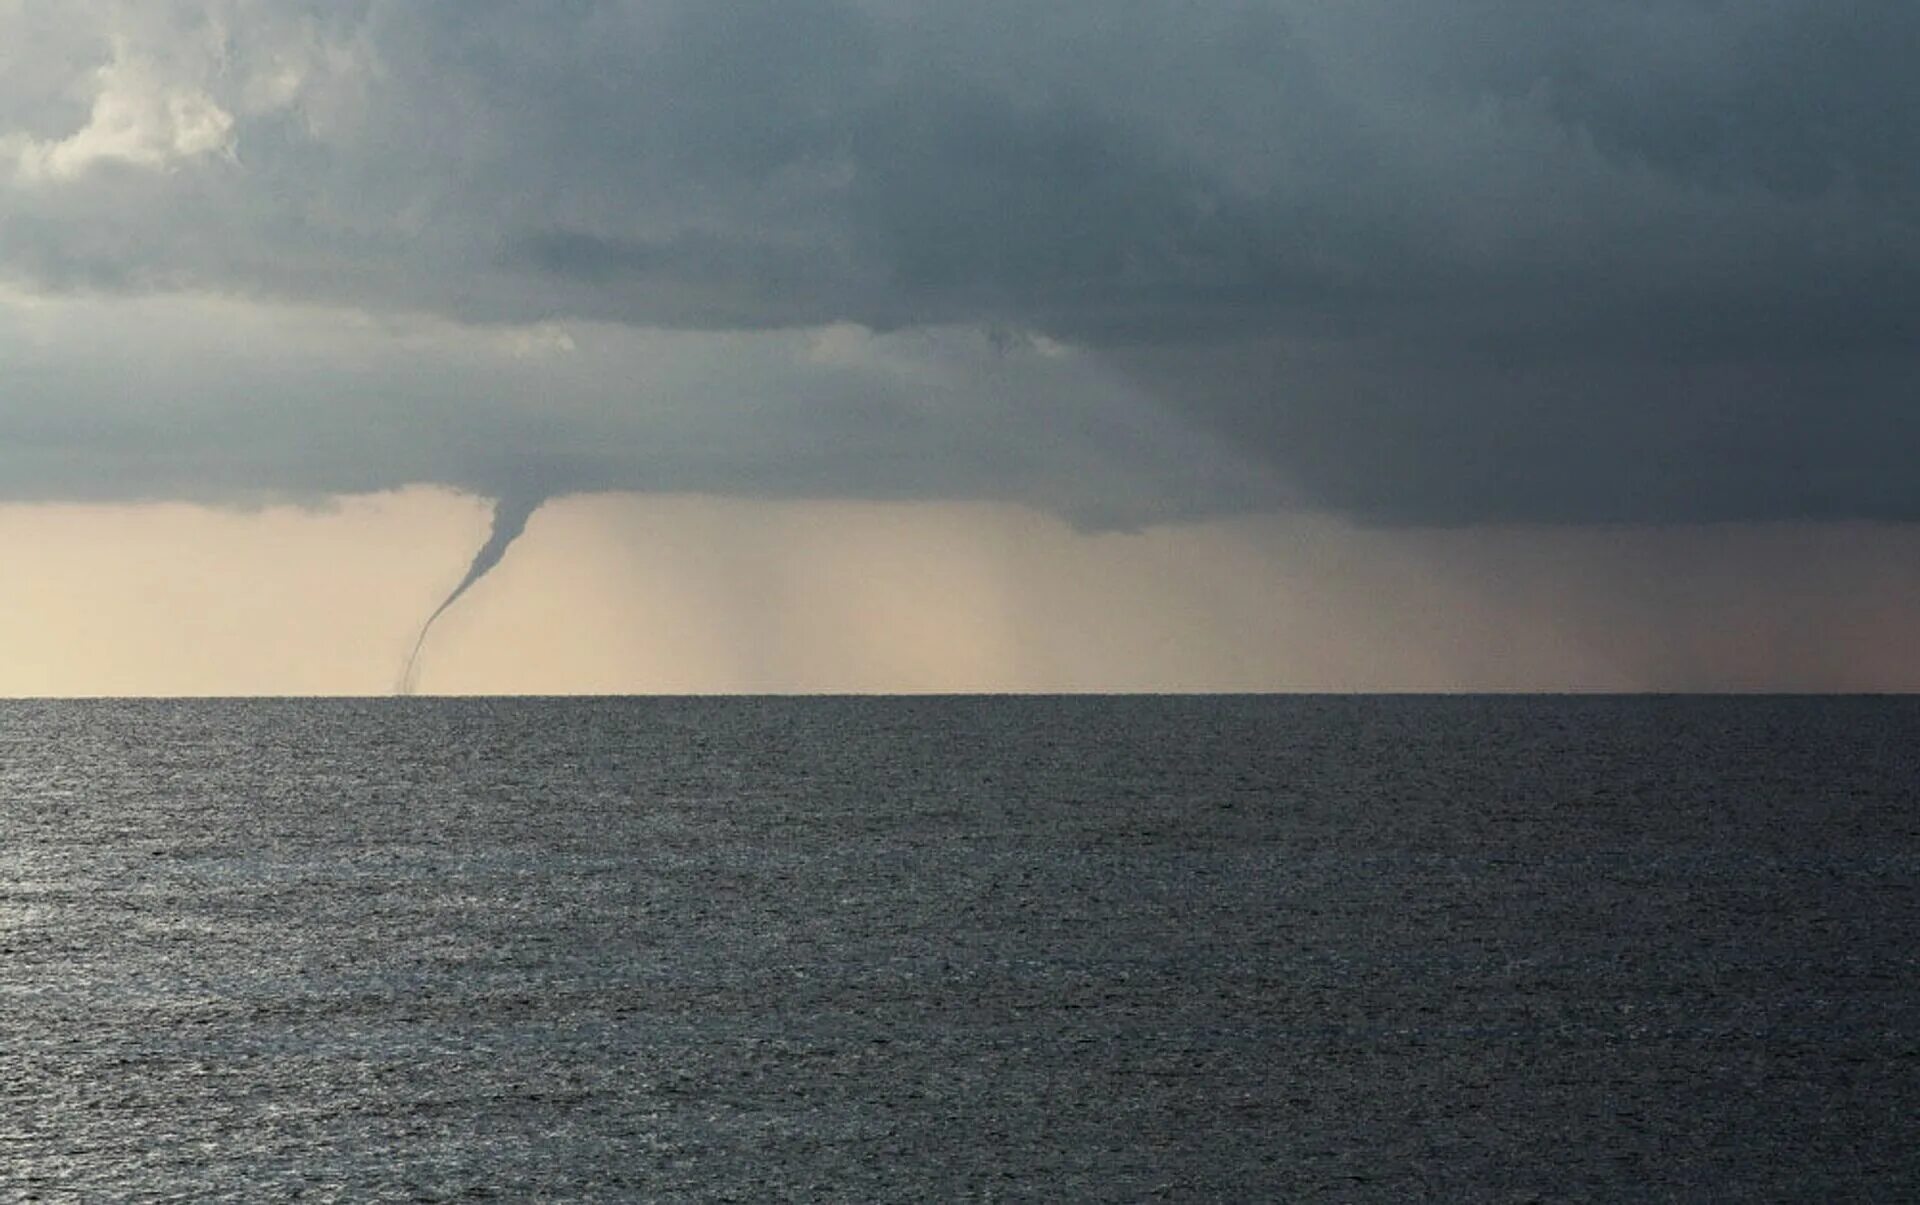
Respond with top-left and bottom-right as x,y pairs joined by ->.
2,0 -> 1917,524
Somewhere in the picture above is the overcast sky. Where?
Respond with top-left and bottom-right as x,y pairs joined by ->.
3,1 -> 1918,691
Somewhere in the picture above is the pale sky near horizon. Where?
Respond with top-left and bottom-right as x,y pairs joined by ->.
5,3 -> 1920,693
6,488 -> 1920,696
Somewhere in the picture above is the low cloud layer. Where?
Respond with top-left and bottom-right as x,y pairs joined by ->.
4,1 -> 1918,524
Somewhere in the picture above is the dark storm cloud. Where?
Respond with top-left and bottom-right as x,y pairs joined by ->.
3,0 -> 1918,523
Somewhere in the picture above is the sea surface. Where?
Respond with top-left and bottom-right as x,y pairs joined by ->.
1,696 -> 1916,1200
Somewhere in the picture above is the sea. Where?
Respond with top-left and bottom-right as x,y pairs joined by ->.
1,696 -> 1915,1201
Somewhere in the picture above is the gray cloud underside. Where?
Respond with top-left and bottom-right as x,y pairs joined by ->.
4,1 -> 1919,524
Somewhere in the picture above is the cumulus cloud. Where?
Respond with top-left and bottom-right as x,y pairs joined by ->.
6,48 -> 234,183
1,1 -> 1916,524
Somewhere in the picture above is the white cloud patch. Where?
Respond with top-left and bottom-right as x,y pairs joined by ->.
7,42 -> 234,183
500,323 -> 577,361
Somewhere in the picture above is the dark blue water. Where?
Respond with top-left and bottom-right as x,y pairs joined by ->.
2,697 -> 1916,1199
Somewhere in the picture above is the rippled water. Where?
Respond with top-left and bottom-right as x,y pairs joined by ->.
1,696 -> 1916,1199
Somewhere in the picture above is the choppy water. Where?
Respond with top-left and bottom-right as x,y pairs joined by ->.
1,696 -> 1916,1200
